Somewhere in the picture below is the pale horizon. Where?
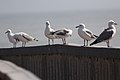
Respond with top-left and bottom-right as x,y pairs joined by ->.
0,0 -> 120,14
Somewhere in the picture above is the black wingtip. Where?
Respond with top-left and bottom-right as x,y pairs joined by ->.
90,43 -> 93,46
90,40 -> 98,46
94,35 -> 98,38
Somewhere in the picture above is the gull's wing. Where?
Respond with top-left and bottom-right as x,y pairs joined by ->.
14,32 -> 33,41
96,28 -> 113,42
21,33 -> 34,41
85,29 -> 97,38
54,29 -> 69,36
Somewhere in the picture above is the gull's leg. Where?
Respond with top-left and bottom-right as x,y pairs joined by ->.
22,42 -> 23,47
63,38 -> 66,45
106,41 -> 110,47
22,42 -> 24,47
48,39 -> 50,45
62,38 -> 66,44
86,40 -> 88,46
84,40 -> 86,46
62,38 -> 64,44
13,39 -> 19,48
14,42 -> 17,48
52,39 -> 54,45
22,42 -> 25,47
24,42 -> 26,47
64,38 -> 67,45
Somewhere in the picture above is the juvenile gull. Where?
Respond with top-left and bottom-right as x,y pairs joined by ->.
90,20 -> 117,47
45,21 -> 72,45
53,28 -> 72,44
14,32 -> 38,47
76,23 -> 97,46
5,29 -> 19,48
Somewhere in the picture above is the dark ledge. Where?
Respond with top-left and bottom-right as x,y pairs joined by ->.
0,44 -> 120,58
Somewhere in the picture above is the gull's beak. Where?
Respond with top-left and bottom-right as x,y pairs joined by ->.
75,26 -> 79,28
114,22 -> 117,25
46,21 -> 50,25
5,31 -> 8,34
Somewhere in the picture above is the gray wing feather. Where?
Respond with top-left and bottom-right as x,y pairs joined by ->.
53,29 -> 69,36
85,30 -> 97,38
86,30 -> 92,35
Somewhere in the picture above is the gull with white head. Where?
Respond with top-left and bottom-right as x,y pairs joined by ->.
90,20 -> 117,47
5,29 -> 19,48
45,21 -> 56,45
76,23 -> 97,46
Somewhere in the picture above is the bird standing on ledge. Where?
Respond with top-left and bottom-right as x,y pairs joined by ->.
76,23 -> 97,46
90,20 -> 117,47
5,29 -> 19,48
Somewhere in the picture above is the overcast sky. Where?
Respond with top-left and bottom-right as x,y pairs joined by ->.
0,0 -> 120,14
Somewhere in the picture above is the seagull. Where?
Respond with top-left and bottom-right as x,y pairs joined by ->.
53,28 -> 72,44
90,20 -> 117,47
45,21 -> 72,45
45,21 -> 56,45
76,23 -> 97,46
14,32 -> 38,47
5,29 -> 19,48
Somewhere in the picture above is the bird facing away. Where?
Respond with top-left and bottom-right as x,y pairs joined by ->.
14,32 -> 38,47
52,28 -> 72,44
90,20 -> 117,47
45,21 -> 72,45
45,21 -> 56,45
76,23 -> 97,46
5,29 -> 19,48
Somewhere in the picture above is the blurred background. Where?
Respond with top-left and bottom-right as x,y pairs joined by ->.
0,0 -> 120,48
